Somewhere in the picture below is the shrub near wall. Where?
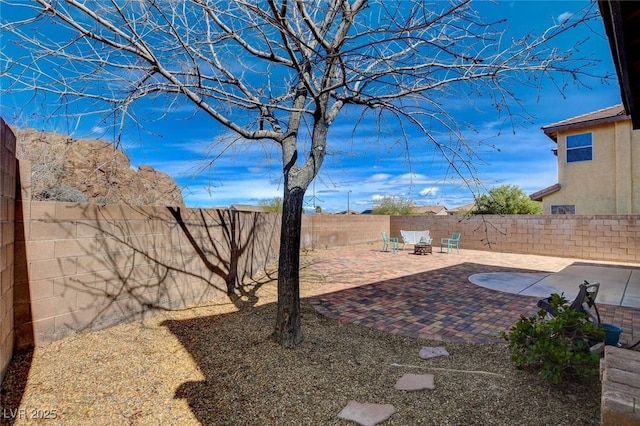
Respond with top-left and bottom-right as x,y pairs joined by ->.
391,214 -> 640,263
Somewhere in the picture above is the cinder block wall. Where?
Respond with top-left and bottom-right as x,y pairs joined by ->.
391,215 -> 640,262
12,205 -> 386,348
301,214 -> 389,249
14,202 -> 281,348
0,119 -> 16,379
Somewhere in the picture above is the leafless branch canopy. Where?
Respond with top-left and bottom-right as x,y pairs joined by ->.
2,0 -> 604,191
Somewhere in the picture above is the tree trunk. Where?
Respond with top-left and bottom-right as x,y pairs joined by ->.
273,186 -> 305,347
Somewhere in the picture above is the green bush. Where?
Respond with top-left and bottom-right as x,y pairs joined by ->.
474,184 -> 542,215
501,293 -> 604,383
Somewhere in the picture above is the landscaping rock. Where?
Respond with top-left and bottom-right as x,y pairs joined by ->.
337,401 -> 396,426
394,373 -> 435,391
419,346 -> 450,359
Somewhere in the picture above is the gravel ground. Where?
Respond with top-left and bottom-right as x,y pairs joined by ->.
1,249 -> 602,426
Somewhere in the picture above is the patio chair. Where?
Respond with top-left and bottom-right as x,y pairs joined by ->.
537,280 -> 601,325
440,232 -> 461,253
382,232 -> 399,253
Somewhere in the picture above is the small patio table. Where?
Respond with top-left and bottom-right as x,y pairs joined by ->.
413,243 -> 432,255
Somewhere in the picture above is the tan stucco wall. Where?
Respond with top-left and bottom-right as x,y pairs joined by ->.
632,126 -> 640,213
545,119 -> 640,214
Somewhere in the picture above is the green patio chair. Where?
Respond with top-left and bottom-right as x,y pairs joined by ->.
440,232 -> 461,253
382,232 -> 399,253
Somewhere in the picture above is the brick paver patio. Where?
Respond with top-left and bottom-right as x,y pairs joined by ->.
305,245 -> 640,345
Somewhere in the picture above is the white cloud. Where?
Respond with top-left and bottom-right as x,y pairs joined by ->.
365,173 -> 393,182
557,12 -> 573,23
419,186 -> 439,197
391,173 -> 435,185
183,178 -> 282,207
148,103 -> 199,115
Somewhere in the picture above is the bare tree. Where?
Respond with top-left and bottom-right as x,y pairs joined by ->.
1,0 -> 605,346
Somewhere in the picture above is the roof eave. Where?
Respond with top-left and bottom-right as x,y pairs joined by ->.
529,183 -> 561,201
599,1 -> 640,129
542,114 -> 630,141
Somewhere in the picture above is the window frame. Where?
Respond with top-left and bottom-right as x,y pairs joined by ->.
550,205 -> 576,214
566,132 -> 593,163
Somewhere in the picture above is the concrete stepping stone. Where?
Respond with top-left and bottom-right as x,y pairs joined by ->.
394,373 -> 435,391
337,401 -> 396,426
419,346 -> 449,359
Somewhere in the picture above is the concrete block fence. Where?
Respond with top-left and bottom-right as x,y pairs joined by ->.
390,214 -> 640,262
301,214 -> 390,249
0,118 -> 17,380
13,201 -> 284,349
7,199 -> 386,357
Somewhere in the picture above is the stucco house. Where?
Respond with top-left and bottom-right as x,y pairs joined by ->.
530,104 -> 640,214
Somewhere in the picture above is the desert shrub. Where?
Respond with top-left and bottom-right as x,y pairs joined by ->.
501,293 -> 604,383
40,184 -> 88,203
372,195 -> 415,215
259,197 -> 283,213
474,184 -> 542,215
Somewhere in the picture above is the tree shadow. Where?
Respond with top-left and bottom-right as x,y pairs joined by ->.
162,304 -> 279,425
86,205 -> 279,322
159,262 -> 549,423
4,201 -> 282,424
167,207 -> 278,311
13,203 -> 280,348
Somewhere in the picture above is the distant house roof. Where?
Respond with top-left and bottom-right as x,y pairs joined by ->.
447,202 -> 476,215
541,104 -> 628,142
529,183 -> 561,202
412,205 -> 447,215
598,1 -> 640,129
230,204 -> 265,212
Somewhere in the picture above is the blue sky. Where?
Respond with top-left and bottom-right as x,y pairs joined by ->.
0,1 -> 622,213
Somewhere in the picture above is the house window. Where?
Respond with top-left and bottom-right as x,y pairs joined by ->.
566,133 -> 592,163
551,205 -> 576,214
